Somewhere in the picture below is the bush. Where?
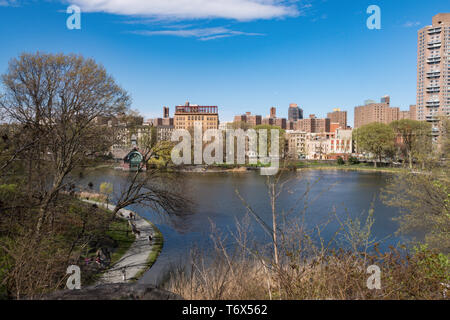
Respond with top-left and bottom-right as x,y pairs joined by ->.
337,157 -> 345,165
348,156 -> 360,165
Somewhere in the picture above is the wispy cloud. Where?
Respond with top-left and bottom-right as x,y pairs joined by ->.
403,21 -> 421,28
132,27 -> 264,41
65,0 -> 299,21
0,0 -> 19,6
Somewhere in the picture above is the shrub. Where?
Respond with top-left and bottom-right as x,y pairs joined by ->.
348,156 -> 360,165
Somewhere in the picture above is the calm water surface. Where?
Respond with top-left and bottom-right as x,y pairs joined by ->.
77,169 -> 408,285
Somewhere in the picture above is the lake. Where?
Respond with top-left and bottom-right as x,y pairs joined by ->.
77,168 -> 409,285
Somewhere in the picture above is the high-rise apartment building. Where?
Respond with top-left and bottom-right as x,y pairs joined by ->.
270,107 -> 277,119
354,96 -> 400,129
234,112 -> 262,127
146,106 -> 174,127
327,108 -> 348,129
288,103 -> 304,122
295,115 -> 331,133
174,102 -> 219,130
416,13 -> 450,141
163,106 -> 170,119
399,105 -> 418,120
260,107 -> 288,129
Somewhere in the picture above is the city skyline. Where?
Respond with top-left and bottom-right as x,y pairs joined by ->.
1,1 -> 449,126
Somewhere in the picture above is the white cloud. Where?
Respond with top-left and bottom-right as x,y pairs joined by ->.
403,21 -> 421,28
66,0 -> 299,21
132,27 -> 264,41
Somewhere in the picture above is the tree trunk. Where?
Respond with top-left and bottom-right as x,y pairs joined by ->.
35,172 -> 66,235
408,151 -> 413,169
270,183 -> 278,266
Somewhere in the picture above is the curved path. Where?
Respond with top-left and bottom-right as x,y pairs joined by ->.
83,200 -> 161,284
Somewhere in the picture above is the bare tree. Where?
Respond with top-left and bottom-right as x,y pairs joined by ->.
0,52 -> 131,234
112,143 -> 187,218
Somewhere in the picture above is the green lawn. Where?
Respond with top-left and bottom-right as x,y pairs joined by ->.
106,219 -> 136,266
292,161 -> 404,173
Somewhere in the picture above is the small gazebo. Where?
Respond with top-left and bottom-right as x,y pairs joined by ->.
123,148 -> 144,172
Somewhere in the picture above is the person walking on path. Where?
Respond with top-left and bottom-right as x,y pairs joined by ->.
121,267 -> 127,282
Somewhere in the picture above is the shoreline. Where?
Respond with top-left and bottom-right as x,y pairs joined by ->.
176,165 -> 403,174
84,161 -> 405,175
132,218 -> 163,281
295,166 -> 403,173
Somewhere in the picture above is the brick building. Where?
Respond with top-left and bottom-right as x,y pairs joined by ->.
327,108 -> 348,129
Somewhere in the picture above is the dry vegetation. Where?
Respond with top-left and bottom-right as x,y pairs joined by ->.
164,217 -> 449,300
163,166 -> 449,300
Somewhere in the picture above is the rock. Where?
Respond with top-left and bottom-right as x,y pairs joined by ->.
39,283 -> 183,300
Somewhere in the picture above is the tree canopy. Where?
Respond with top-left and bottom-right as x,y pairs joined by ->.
353,123 -> 395,167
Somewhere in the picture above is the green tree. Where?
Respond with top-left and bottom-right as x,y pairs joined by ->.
100,182 -> 113,208
254,125 -> 286,159
390,119 -> 432,169
353,123 -> 395,167
148,141 -> 175,168
439,117 -> 450,159
382,170 -> 450,253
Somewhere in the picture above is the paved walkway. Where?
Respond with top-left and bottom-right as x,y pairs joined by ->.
83,200 -> 156,284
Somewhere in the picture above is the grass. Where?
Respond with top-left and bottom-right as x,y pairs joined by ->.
106,219 -> 136,266
77,196 -> 163,282
82,214 -> 135,285
292,161 -> 404,173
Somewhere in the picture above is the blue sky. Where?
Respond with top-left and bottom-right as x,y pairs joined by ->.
0,0 -> 448,126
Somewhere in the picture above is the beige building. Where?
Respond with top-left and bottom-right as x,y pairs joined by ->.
305,133 -> 330,160
416,13 -> 450,141
156,125 -> 174,142
327,108 -> 348,129
328,129 -> 353,155
286,131 -> 307,159
174,102 -> 219,131
286,128 -> 354,160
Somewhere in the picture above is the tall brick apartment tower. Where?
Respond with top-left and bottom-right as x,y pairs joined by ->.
416,13 -> 450,141
327,108 -> 347,129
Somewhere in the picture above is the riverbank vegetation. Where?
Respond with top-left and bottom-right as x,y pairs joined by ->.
0,52 -> 186,299
0,194 -> 134,299
163,194 -> 449,300
163,141 -> 450,300
353,119 -> 439,169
